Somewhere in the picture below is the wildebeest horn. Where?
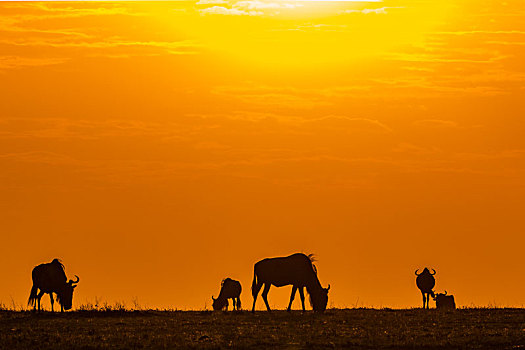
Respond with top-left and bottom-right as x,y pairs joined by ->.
69,275 -> 80,285
415,269 -> 420,276
444,290 -> 447,295
327,284 -> 330,291
212,296 -> 216,301
430,269 -> 436,275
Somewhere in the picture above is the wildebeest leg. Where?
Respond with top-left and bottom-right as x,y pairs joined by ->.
421,292 -> 426,309
261,284 -> 272,312
236,297 -> 241,310
287,286 -> 298,312
251,281 -> 263,312
298,287 -> 306,311
49,293 -> 54,312
36,290 -> 45,312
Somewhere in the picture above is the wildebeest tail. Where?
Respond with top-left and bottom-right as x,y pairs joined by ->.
28,284 -> 38,307
251,267 -> 258,297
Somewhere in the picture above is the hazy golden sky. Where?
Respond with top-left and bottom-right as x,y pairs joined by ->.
1,0 -> 524,310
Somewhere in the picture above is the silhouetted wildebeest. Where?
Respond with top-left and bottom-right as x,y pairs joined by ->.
415,267 -> 436,309
251,253 -> 330,312
433,291 -> 456,310
212,278 -> 242,311
28,259 -> 79,312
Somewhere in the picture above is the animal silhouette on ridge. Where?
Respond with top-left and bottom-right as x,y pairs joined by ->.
212,278 -> 242,311
251,253 -> 330,312
433,290 -> 456,310
28,258 -> 80,312
415,267 -> 436,309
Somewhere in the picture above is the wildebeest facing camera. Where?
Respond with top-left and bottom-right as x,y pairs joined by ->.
415,268 -> 436,309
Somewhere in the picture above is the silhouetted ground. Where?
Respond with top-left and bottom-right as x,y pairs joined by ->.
1,308 -> 524,349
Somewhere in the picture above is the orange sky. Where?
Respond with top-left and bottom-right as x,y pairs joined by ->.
1,0 -> 524,310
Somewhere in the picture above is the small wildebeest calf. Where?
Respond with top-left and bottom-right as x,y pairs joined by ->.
212,278 -> 242,311
415,267 -> 436,309
433,291 -> 456,310
28,258 -> 80,312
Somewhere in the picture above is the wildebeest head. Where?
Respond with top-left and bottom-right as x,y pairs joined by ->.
57,275 -> 79,310
212,296 -> 228,311
432,290 -> 456,309
415,268 -> 436,277
310,284 -> 330,312
432,290 -> 447,300
415,267 -> 436,294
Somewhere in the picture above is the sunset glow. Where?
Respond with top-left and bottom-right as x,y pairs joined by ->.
1,0 -> 524,310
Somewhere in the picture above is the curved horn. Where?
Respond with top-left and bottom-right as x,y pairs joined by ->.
415,269 -> 420,276
444,290 -> 447,295
430,269 -> 436,275
69,275 -> 80,284
212,296 -> 216,301
327,284 -> 331,291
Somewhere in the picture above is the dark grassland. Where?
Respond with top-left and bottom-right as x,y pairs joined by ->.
1,308 -> 524,349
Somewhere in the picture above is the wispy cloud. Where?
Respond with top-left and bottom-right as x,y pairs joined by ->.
0,38 -> 199,51
301,116 -> 392,133
384,52 -> 508,64
196,0 -> 228,4
234,1 -> 300,10
3,3 -> 142,22
0,56 -> 68,71
198,0 -> 300,16
0,118 -> 184,140
342,7 -> 403,15
212,85 -> 332,108
296,0 -> 381,2
431,30 -> 525,36
0,151 -> 81,166
199,6 -> 262,16
486,40 -> 525,46
413,119 -> 458,129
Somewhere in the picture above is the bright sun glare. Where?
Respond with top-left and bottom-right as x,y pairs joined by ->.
158,0 -> 456,68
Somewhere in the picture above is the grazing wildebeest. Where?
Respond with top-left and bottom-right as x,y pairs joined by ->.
433,291 -> 456,310
415,267 -> 436,309
28,259 -> 79,312
212,278 -> 242,311
251,253 -> 330,313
